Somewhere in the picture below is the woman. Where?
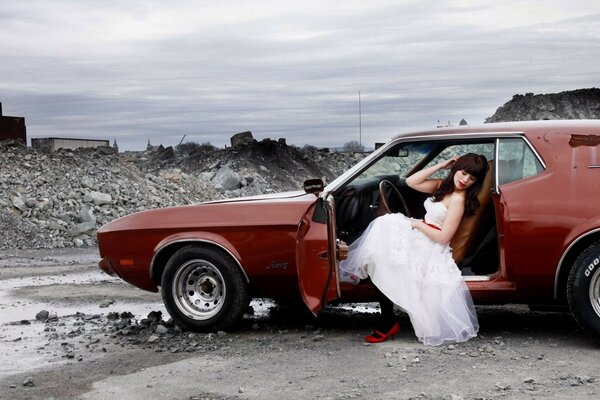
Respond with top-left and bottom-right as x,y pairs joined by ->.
339,153 -> 489,346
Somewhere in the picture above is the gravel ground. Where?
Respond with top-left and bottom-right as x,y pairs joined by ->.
1,247 -> 599,400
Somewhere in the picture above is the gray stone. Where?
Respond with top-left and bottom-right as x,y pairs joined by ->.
230,131 -> 254,147
147,334 -> 160,343
36,310 -> 50,321
212,166 -> 241,191
81,176 -> 95,189
83,191 -> 112,205
78,207 -> 95,223
155,325 -> 169,335
68,220 -> 96,236
12,196 -> 27,212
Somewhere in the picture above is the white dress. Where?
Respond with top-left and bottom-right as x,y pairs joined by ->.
339,197 -> 479,346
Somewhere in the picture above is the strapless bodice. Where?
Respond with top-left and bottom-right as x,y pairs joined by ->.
423,197 -> 446,229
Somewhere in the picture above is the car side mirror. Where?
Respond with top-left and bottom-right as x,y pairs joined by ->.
303,178 -> 324,195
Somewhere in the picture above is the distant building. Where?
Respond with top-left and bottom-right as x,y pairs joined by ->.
31,137 -> 110,152
0,102 -> 27,144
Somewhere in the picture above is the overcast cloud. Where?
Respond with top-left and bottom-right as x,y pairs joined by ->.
1,0 -> 599,151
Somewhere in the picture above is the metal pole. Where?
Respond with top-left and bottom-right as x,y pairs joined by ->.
358,91 -> 362,147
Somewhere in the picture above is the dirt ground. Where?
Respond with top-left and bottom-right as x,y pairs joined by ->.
1,247 -> 599,400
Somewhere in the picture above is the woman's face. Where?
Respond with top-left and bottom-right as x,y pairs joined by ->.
453,170 -> 477,191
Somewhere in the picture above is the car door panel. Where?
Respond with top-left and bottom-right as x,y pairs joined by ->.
296,197 -> 339,315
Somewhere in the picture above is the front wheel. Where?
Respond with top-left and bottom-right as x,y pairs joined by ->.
567,240 -> 600,335
161,245 -> 250,332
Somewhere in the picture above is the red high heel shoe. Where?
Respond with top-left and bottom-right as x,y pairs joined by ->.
364,322 -> 400,343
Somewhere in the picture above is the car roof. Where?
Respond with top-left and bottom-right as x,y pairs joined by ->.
391,119 -> 600,140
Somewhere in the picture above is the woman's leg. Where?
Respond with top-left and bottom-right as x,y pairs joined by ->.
376,287 -> 396,331
364,288 -> 400,343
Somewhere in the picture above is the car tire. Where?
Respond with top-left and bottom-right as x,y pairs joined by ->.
567,240 -> 600,335
161,245 -> 250,332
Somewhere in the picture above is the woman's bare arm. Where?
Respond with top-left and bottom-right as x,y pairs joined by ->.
406,156 -> 458,194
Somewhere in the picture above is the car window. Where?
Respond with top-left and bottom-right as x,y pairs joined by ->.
354,142 -> 433,180
497,138 -> 544,185
425,143 -> 495,179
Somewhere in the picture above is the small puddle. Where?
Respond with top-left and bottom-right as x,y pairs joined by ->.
0,270 -> 166,322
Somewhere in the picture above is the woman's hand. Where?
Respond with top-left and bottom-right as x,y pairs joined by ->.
410,218 -> 421,229
440,155 -> 459,169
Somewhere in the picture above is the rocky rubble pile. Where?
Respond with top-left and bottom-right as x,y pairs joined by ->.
486,88 -> 600,122
0,138 -> 365,250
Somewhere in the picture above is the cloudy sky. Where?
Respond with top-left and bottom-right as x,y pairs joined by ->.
1,1 -> 599,151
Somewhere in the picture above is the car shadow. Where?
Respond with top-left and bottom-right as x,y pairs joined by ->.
237,301 -> 599,347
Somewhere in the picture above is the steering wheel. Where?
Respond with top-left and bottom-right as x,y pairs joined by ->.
378,180 -> 411,217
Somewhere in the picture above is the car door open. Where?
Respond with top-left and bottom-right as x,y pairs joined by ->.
296,196 -> 340,315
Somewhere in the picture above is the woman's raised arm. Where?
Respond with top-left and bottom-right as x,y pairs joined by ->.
406,156 -> 458,194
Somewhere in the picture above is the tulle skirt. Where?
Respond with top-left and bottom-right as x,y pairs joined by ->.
339,213 -> 479,346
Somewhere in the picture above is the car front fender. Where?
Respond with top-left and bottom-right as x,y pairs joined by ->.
150,232 -> 248,284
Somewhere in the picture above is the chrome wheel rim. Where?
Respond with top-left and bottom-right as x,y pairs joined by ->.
590,268 -> 600,317
172,259 -> 226,320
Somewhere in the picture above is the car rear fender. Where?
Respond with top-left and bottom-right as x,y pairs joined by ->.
555,223 -> 600,300
150,232 -> 248,286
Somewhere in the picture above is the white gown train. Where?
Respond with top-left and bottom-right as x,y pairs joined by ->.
339,197 -> 479,346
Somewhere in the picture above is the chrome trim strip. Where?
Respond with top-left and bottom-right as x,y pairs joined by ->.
521,135 -> 547,169
589,165 -> 600,169
554,228 -> 600,299
463,275 -> 492,282
494,138 -> 500,192
150,239 -> 250,283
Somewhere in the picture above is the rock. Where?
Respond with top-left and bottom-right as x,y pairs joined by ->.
99,300 -> 114,308
146,311 -> 162,322
80,176 -> 95,189
36,310 -> 50,321
147,334 -> 160,343
212,166 -> 241,191
107,312 -> 119,320
83,191 -> 112,205
78,207 -> 95,223
230,131 -> 254,147
494,383 -> 511,391
12,196 -> 27,212
155,325 -> 169,335
23,377 -> 34,387
68,220 -> 96,236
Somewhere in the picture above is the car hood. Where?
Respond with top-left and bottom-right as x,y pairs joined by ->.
98,190 -> 318,233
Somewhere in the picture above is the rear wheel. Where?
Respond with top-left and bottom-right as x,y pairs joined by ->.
161,245 -> 250,332
567,240 -> 600,335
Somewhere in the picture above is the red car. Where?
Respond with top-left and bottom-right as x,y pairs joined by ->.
97,120 -> 600,335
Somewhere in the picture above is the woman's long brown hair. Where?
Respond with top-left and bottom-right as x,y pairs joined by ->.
431,153 -> 489,216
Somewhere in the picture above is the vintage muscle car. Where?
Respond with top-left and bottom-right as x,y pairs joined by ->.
98,120 -> 600,335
